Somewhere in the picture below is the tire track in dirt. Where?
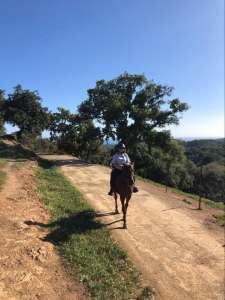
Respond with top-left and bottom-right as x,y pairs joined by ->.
43,155 -> 224,300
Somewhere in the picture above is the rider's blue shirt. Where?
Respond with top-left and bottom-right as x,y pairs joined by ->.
111,153 -> 131,170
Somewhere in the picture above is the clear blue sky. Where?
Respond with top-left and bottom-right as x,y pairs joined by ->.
0,0 -> 224,138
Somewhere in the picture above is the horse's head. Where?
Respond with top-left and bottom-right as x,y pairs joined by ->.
122,163 -> 135,185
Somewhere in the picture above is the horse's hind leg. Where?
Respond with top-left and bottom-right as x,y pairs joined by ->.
114,193 -> 119,214
123,197 -> 130,229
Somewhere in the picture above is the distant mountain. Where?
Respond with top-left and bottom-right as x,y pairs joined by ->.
176,137 -> 224,142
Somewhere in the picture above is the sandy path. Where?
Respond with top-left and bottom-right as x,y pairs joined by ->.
43,155 -> 224,300
0,161 -> 88,300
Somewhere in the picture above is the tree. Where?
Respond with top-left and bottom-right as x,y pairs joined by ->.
187,144 -> 215,210
0,119 -> 5,136
74,120 -> 102,160
160,139 -> 195,191
0,90 -> 6,135
130,138 -> 195,191
202,163 -> 225,202
79,72 -> 188,147
49,108 -> 102,159
193,162 -> 225,204
3,85 -> 49,139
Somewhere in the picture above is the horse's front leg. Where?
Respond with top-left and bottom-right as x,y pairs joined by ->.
123,196 -> 131,229
120,197 -> 127,229
114,193 -> 119,214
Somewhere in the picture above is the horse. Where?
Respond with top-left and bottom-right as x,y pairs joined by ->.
112,163 -> 135,229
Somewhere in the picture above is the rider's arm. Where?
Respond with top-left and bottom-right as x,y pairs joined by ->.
125,153 -> 131,164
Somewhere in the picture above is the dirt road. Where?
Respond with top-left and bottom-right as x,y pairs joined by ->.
0,161 -> 87,300
44,155 -> 224,300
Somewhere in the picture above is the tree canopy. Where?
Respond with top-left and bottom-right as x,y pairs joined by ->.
185,139 -> 225,166
3,85 -> 49,138
0,90 -> 6,135
1,75 -> 223,204
79,73 -> 188,147
49,107 -> 102,159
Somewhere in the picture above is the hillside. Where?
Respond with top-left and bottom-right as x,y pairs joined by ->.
0,139 -> 157,299
182,138 -> 225,202
42,153 -> 224,300
184,138 -> 224,165
0,139 -> 224,300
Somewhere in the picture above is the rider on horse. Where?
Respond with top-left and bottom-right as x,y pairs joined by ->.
108,142 -> 139,196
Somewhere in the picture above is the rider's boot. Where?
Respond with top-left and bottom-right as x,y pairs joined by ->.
133,186 -> 139,193
108,189 -> 113,196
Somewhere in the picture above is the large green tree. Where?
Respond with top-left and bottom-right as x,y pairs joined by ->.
79,73 -> 188,147
3,85 -> 49,138
130,138 -> 195,190
49,108 -> 102,159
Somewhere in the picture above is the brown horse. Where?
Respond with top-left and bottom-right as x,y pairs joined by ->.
112,163 -> 135,229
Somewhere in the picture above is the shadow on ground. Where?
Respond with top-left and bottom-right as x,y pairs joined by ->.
25,210 -> 104,245
24,210 -> 123,245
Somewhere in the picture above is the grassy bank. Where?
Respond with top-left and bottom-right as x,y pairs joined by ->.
212,213 -> 225,226
137,176 -> 224,210
37,165 -> 154,300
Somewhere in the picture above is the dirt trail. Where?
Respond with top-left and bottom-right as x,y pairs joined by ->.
0,161 -> 87,300
43,155 -> 224,300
